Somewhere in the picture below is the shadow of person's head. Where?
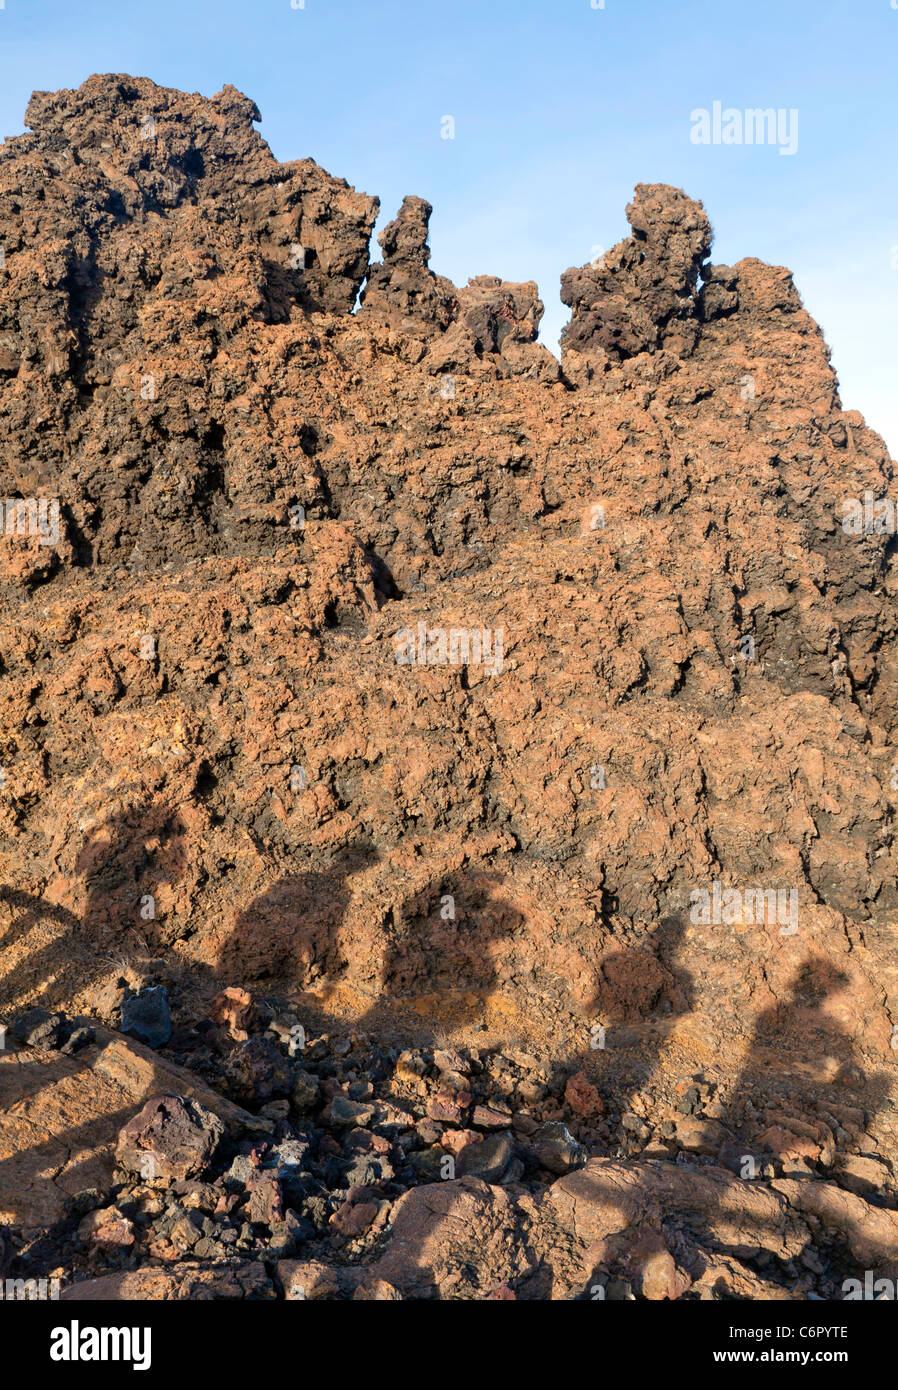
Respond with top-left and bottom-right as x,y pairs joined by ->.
372,870 -> 526,1032
746,955 -> 887,1116
585,914 -> 693,1025
753,957 -> 851,1045
216,839 -> 378,987
73,801 -> 189,952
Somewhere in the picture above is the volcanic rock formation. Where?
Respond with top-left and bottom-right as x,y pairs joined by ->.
1,75 -> 897,1301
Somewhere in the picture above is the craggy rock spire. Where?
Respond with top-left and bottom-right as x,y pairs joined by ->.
361,193 -> 557,380
359,194 -> 457,329
561,182 -> 712,372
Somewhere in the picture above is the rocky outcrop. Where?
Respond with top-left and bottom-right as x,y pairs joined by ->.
0,75 -> 897,1301
560,182 -> 712,372
360,192 -> 556,379
359,194 -> 456,329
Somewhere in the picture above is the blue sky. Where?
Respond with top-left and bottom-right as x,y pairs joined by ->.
1,0 -> 895,453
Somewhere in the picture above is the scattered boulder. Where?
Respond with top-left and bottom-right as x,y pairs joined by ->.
116,1094 -> 225,1183
120,987 -> 172,1050
530,1122 -> 587,1175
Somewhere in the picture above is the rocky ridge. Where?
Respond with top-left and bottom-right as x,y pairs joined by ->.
0,74 -> 897,1301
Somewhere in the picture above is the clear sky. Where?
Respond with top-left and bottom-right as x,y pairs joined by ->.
1,0 -> 895,454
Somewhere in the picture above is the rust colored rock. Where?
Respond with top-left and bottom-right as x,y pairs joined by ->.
115,1093 -> 224,1183
329,1198 -> 380,1237
77,1206 -> 136,1252
245,1173 -> 284,1228
561,182 -> 711,371
564,1071 -> 604,1119
623,1228 -> 692,1301
427,1089 -> 472,1124
209,986 -> 254,1041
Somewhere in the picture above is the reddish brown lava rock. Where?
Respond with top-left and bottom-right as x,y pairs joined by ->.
565,1071 -> 604,1119
209,986 -> 254,1041
0,72 -> 897,1303
116,1093 -> 224,1182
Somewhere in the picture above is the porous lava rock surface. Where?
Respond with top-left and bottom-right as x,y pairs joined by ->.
1,75 -> 897,1301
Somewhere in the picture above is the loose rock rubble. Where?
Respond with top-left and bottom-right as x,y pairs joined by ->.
0,74 -> 897,1300
2,997 -> 897,1301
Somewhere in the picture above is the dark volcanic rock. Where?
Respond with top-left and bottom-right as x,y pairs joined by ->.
116,1094 -> 225,1182
561,182 -> 712,369
120,986 -> 172,1049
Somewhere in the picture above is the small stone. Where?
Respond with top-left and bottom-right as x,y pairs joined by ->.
564,1071 -> 604,1119
472,1104 -> 512,1131
410,1145 -> 449,1181
169,1212 -> 201,1251
530,1122 -> 587,1175
225,1036 -> 293,1107
427,1089 -> 471,1124
622,1113 -> 651,1140
12,1008 -> 69,1050
516,1080 -> 548,1104
264,1138 -> 311,1176
440,1128 -> 481,1157
457,1131 -> 515,1183
395,1050 -> 428,1084
120,986 -> 172,1050
833,1153 -> 891,1197
416,1118 -> 443,1145
433,1048 -> 470,1076
116,1094 -> 224,1183
77,1207 -> 135,1251
675,1116 -> 728,1157
675,1085 -> 702,1115
291,1070 -> 320,1112
209,986 -> 254,1041
60,1025 -> 95,1056
328,1096 -> 375,1128
329,1199 -> 379,1237
246,1174 -> 283,1227
278,1259 -> 339,1301
225,1152 -> 259,1189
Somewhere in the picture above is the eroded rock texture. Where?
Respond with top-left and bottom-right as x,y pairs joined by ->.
1,75 -> 897,1301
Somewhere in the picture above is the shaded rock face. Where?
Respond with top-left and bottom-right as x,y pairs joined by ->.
0,75 -> 898,1301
